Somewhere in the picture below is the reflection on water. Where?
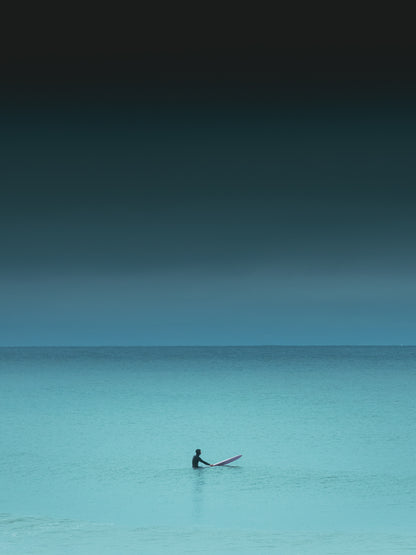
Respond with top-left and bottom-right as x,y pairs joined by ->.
192,468 -> 206,522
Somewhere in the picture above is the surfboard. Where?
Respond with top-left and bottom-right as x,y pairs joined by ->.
211,454 -> 242,466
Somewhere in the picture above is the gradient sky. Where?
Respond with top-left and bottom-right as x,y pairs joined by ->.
1,8 -> 415,345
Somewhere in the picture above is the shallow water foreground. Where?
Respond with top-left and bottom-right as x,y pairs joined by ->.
1,346 -> 415,553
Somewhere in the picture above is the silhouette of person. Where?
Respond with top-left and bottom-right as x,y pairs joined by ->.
192,449 -> 211,468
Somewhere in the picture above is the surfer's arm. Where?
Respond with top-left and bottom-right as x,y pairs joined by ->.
199,457 -> 210,466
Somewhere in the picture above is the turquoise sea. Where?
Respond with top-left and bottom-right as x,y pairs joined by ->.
1,346 -> 415,554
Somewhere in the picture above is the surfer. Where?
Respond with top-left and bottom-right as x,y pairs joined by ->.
192,449 -> 211,468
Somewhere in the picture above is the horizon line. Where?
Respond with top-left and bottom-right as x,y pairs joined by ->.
0,344 -> 414,348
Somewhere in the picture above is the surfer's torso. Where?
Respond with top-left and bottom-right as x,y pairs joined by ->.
192,455 -> 209,468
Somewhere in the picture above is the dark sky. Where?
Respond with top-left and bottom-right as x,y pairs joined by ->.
1,7 -> 416,345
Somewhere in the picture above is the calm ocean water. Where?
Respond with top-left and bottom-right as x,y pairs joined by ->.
1,346 -> 415,554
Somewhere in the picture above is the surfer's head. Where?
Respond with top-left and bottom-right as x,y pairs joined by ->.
195,449 -> 201,455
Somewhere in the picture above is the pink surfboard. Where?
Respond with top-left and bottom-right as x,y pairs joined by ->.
212,454 -> 242,466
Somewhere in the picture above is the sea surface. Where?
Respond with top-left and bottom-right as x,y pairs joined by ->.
1,346 -> 415,554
